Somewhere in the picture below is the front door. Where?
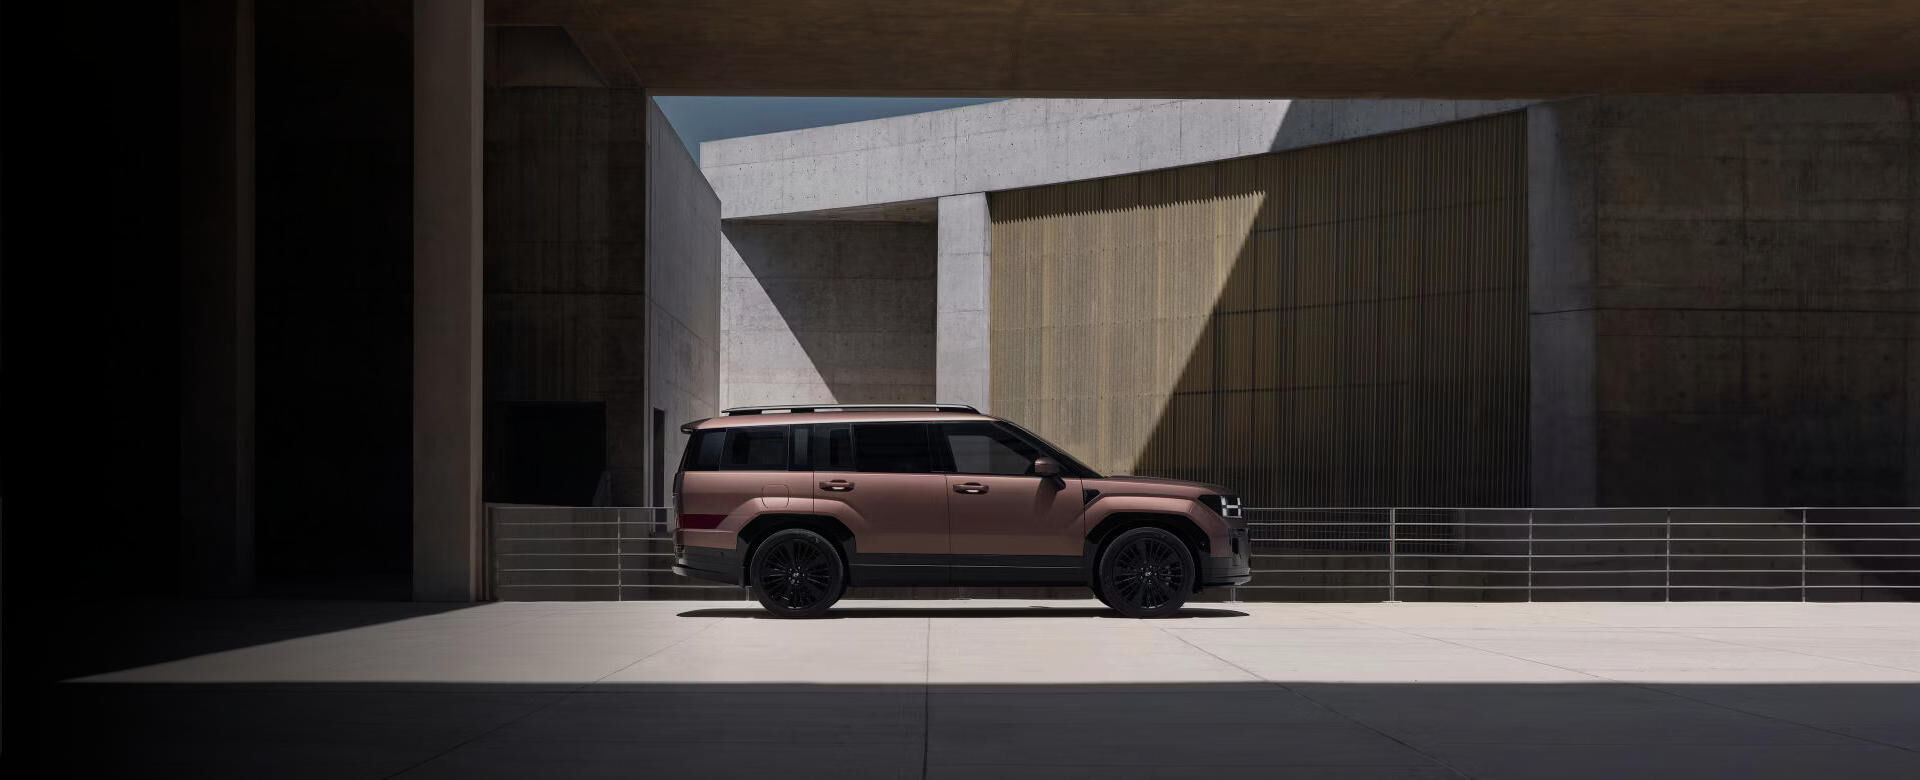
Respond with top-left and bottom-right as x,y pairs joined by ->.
936,422 -> 1083,582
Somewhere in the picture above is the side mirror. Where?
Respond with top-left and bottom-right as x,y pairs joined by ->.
1032,457 -> 1063,486
1031,457 -> 1061,477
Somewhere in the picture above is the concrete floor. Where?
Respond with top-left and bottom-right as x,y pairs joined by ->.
35,600 -> 1920,778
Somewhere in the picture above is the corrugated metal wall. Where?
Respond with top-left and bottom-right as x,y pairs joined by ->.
990,113 -> 1529,507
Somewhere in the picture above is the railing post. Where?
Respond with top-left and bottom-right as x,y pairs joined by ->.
1387,508 -> 1398,602
615,507 -> 625,602
1800,507 -> 1808,603
1664,507 -> 1672,603
1526,509 -> 1534,603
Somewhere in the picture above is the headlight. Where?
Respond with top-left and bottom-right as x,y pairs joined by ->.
1199,494 -> 1242,520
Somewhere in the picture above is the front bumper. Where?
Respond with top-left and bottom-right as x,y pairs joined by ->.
1200,527 -> 1252,586
1201,555 -> 1252,586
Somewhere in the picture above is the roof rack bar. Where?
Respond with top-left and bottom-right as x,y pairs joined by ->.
720,403 -> 980,416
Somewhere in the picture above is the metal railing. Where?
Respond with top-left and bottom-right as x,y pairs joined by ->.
1238,507 -> 1920,602
488,504 -> 1920,602
488,505 -> 750,601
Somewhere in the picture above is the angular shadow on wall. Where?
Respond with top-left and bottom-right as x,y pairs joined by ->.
723,220 -> 938,405
991,112 -> 1532,513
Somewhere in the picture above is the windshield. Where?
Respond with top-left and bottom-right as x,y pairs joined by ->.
999,421 -> 1104,479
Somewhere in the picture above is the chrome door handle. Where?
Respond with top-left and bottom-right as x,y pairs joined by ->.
953,482 -> 988,494
819,480 -> 854,492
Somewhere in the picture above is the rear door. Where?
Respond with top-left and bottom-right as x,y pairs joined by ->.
937,422 -> 1084,574
812,421 -> 950,585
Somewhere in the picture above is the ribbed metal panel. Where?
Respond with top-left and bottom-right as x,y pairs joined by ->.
990,113 -> 1529,507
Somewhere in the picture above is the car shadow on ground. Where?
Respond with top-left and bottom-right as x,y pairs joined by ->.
675,606 -> 1250,619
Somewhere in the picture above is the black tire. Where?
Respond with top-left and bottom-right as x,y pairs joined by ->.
749,528 -> 847,618
1094,527 -> 1195,618
1089,575 -> 1121,611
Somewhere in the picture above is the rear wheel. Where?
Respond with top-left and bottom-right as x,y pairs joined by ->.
1094,527 -> 1194,618
749,528 -> 846,618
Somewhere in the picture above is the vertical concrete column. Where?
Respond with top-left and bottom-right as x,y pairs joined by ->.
937,193 -> 992,411
1526,101 -> 1599,507
413,0 -> 484,600
179,0 -> 256,594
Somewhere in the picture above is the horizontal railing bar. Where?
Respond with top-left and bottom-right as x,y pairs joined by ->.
1435,584 -> 1920,590
1243,507 -> 1920,511
480,505 -> 1920,512
1249,521 -> 1920,527
1251,569 -> 1391,574
1251,553 -> 1920,561
1229,583 -> 1920,590
1311,537 -> 1920,543
501,569 -> 687,574
495,583 -> 740,588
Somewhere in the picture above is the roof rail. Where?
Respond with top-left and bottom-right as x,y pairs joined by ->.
720,403 -> 980,416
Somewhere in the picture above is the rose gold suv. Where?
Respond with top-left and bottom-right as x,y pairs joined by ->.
671,404 -> 1250,618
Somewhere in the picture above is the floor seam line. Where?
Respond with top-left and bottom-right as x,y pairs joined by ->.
1650,626 -> 1920,676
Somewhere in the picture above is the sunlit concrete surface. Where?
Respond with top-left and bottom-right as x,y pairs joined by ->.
44,601 -> 1920,778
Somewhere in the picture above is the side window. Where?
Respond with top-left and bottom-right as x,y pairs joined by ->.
940,422 -> 1042,476
812,423 -> 854,472
681,430 -> 722,472
720,426 -> 788,470
851,423 -> 933,474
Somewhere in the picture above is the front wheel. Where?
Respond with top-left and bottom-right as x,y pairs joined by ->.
749,528 -> 847,618
1094,527 -> 1195,618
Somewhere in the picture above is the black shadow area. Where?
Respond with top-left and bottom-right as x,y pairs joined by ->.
23,598 -> 476,684
11,681 -> 1919,778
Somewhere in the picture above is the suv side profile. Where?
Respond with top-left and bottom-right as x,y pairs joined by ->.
671,404 -> 1251,618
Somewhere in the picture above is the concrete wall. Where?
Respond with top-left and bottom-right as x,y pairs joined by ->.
483,87 -> 650,505
484,89 -> 721,508
1538,95 -> 1920,506
646,100 -> 722,496
701,99 -> 1533,219
720,221 -> 936,408
936,194 -> 991,411
1527,101 -> 1602,507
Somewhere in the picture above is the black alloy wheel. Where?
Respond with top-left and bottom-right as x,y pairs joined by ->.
1096,527 -> 1194,618
749,528 -> 847,618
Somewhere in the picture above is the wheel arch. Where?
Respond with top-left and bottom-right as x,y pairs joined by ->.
1084,512 -> 1210,591
738,513 -> 855,582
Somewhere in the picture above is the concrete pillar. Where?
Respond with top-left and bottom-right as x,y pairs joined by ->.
413,0 -> 485,601
1525,101 -> 1599,507
936,193 -> 992,411
179,0 -> 256,595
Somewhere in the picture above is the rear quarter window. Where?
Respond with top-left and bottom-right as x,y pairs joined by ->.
721,426 -> 789,470
680,430 -> 723,471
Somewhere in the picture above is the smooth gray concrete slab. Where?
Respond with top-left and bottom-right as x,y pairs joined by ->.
41,601 -> 1920,778
701,99 -> 1533,220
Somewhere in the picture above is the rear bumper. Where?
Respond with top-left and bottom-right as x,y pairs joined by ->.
672,544 -> 741,585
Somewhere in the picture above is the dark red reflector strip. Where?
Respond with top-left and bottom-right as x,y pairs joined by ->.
678,513 -> 727,530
